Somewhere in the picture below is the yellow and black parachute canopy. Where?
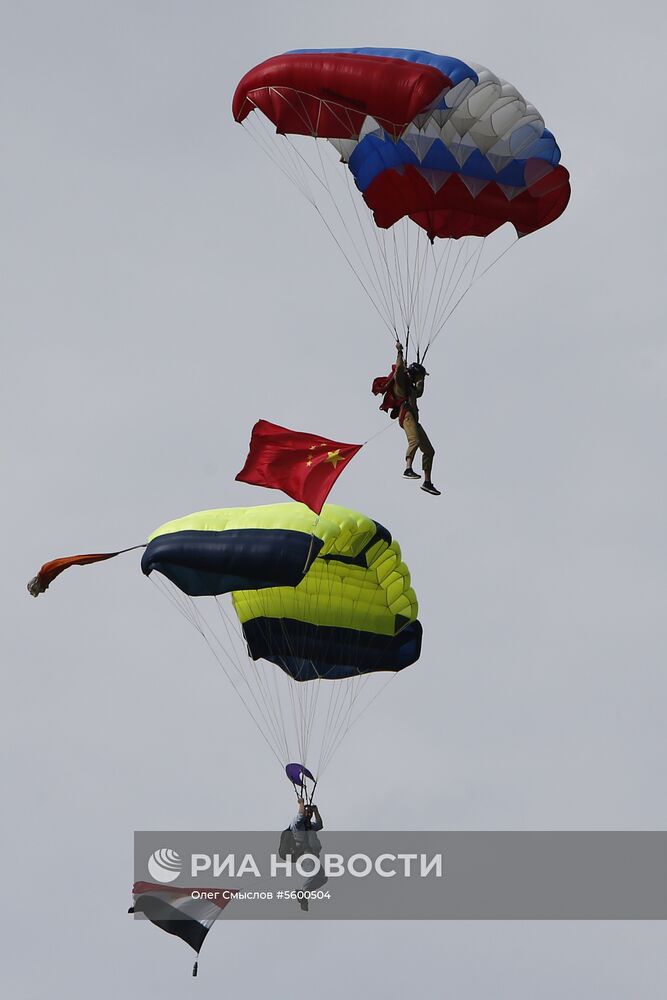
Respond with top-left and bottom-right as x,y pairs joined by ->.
142,502 -> 421,681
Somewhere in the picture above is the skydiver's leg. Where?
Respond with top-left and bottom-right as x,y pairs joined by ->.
402,412 -> 421,479
417,425 -> 441,496
417,424 -> 435,479
304,868 -> 328,892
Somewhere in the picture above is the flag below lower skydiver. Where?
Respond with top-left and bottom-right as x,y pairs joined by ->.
235,419 -> 362,514
129,882 -> 235,976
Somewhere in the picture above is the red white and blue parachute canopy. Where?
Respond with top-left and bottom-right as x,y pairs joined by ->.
233,47 -> 570,240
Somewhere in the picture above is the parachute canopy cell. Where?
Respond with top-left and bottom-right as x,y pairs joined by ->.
141,502 -> 422,682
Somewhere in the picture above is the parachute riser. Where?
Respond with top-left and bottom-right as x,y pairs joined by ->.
402,329 -> 428,368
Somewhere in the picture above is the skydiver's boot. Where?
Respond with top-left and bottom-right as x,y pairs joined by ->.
421,481 -> 441,496
403,467 -> 421,479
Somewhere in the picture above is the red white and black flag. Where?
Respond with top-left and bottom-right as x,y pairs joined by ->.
236,419 -> 362,514
129,882 -> 235,976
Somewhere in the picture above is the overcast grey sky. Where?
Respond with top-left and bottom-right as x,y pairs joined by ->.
2,0 -> 666,996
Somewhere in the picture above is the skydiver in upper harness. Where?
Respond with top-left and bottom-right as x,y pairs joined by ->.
372,342 -> 441,496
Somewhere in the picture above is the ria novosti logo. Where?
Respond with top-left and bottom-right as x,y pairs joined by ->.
147,848 -> 183,883
141,841 -> 444,882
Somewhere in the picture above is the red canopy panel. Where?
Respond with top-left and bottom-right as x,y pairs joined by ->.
232,53 -> 452,139
364,164 -> 571,239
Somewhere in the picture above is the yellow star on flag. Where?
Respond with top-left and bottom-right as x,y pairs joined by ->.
325,449 -> 345,468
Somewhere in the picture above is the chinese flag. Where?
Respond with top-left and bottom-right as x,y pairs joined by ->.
236,420 -> 363,514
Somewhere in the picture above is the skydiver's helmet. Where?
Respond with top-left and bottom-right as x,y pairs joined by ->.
407,362 -> 428,382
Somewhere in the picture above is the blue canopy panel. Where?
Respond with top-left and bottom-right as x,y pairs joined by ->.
141,529 -> 323,597
348,130 -> 562,194
242,617 -> 423,681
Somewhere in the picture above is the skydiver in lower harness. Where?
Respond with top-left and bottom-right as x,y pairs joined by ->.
290,797 -> 326,911
384,341 -> 441,496
291,797 -> 324,847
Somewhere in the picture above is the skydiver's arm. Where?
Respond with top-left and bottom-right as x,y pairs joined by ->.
413,378 -> 425,399
290,797 -> 306,831
394,342 -> 408,395
311,806 -> 323,831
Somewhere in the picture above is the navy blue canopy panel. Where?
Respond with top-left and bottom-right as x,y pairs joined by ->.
242,617 -> 423,681
141,529 -> 323,597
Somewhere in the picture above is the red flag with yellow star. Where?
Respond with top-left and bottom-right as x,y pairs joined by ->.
235,420 -> 363,514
